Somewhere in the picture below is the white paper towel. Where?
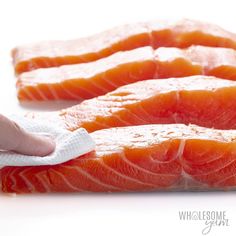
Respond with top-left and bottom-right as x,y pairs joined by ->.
0,115 -> 95,167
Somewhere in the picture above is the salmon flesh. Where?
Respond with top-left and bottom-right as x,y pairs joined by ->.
17,46 -> 236,101
2,124 -> 236,193
13,19 -> 236,74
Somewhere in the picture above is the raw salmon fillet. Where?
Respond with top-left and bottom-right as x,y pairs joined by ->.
17,45 -> 236,101
29,76 -> 236,132
13,19 -> 236,74
1,124 -> 236,193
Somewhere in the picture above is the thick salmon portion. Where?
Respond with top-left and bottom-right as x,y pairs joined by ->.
13,19 -> 236,74
17,46 -> 236,101
29,76 -> 236,132
1,124 -> 236,193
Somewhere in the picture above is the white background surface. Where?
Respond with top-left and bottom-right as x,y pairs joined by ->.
0,0 -> 236,235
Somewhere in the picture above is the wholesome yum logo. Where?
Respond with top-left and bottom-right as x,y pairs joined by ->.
178,210 -> 229,235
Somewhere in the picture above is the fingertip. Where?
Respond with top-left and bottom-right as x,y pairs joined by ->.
0,114 -> 57,157
35,137 -> 56,157
14,132 -> 56,157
